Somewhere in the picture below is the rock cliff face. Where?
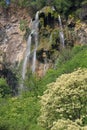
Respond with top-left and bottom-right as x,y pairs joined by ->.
0,7 -> 30,67
75,22 -> 87,44
0,6 -> 87,77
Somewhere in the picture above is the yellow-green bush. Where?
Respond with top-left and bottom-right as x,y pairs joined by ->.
38,68 -> 87,129
51,119 -> 81,130
0,95 -> 42,130
51,120 -> 87,130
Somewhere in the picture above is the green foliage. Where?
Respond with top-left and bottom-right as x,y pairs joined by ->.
0,78 -> 11,97
0,0 -> 5,7
38,68 -> 87,129
0,94 -> 45,130
53,0 -> 72,15
19,19 -> 31,40
55,47 -> 73,66
56,45 -> 87,67
18,0 -> 30,7
9,0 -> 30,7
24,70 -> 48,97
30,0 -> 46,10
51,29 -> 60,46
1,0 -> 86,17
57,45 -> 87,72
38,45 -> 87,96
29,124 -> 45,130
24,71 -> 39,96
49,0 -> 82,16
19,19 -> 28,31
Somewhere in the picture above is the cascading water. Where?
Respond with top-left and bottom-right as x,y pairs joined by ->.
19,34 -> 32,92
22,11 -> 39,79
32,33 -> 38,73
22,11 -> 39,82
22,34 -> 32,80
32,11 -> 39,73
58,15 -> 65,47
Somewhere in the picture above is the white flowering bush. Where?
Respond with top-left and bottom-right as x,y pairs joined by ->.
51,119 -> 81,130
51,120 -> 87,130
38,68 -> 87,129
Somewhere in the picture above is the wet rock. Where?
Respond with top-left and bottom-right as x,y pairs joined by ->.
0,27 -> 6,43
4,24 -> 11,29
68,21 -> 75,28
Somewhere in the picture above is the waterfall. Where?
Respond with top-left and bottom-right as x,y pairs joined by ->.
32,11 -> 39,73
58,15 -> 65,47
22,11 -> 39,81
22,11 -> 39,78
22,34 -> 32,80
19,34 -> 32,93
19,11 -> 39,93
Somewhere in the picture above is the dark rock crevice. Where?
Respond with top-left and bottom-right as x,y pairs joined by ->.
0,66 -> 18,96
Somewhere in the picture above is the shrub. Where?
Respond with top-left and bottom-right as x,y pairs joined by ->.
19,20 -> 28,31
56,45 -> 87,67
51,120 -> 87,130
38,68 -> 87,129
24,71 -> 39,97
51,119 -> 81,130
0,94 -> 42,130
0,78 -> 11,97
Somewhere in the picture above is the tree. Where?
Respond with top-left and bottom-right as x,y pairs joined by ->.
38,68 -> 87,129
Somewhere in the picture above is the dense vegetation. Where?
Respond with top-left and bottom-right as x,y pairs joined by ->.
0,95 -> 42,130
0,0 -> 87,17
0,0 -> 87,130
38,68 -> 87,130
0,45 -> 87,130
37,45 -> 87,92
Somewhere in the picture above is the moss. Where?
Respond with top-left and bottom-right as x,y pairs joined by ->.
38,37 -> 51,50
41,6 -> 55,16
40,6 -> 58,19
39,18 -> 44,27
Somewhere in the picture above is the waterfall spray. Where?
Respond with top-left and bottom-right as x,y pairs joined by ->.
22,11 -> 39,80
32,11 -> 39,73
22,34 -> 32,80
19,11 -> 41,93
58,15 -> 65,47
19,34 -> 32,92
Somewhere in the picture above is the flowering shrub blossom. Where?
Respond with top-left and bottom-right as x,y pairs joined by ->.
51,119 -> 81,130
38,68 -> 87,129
